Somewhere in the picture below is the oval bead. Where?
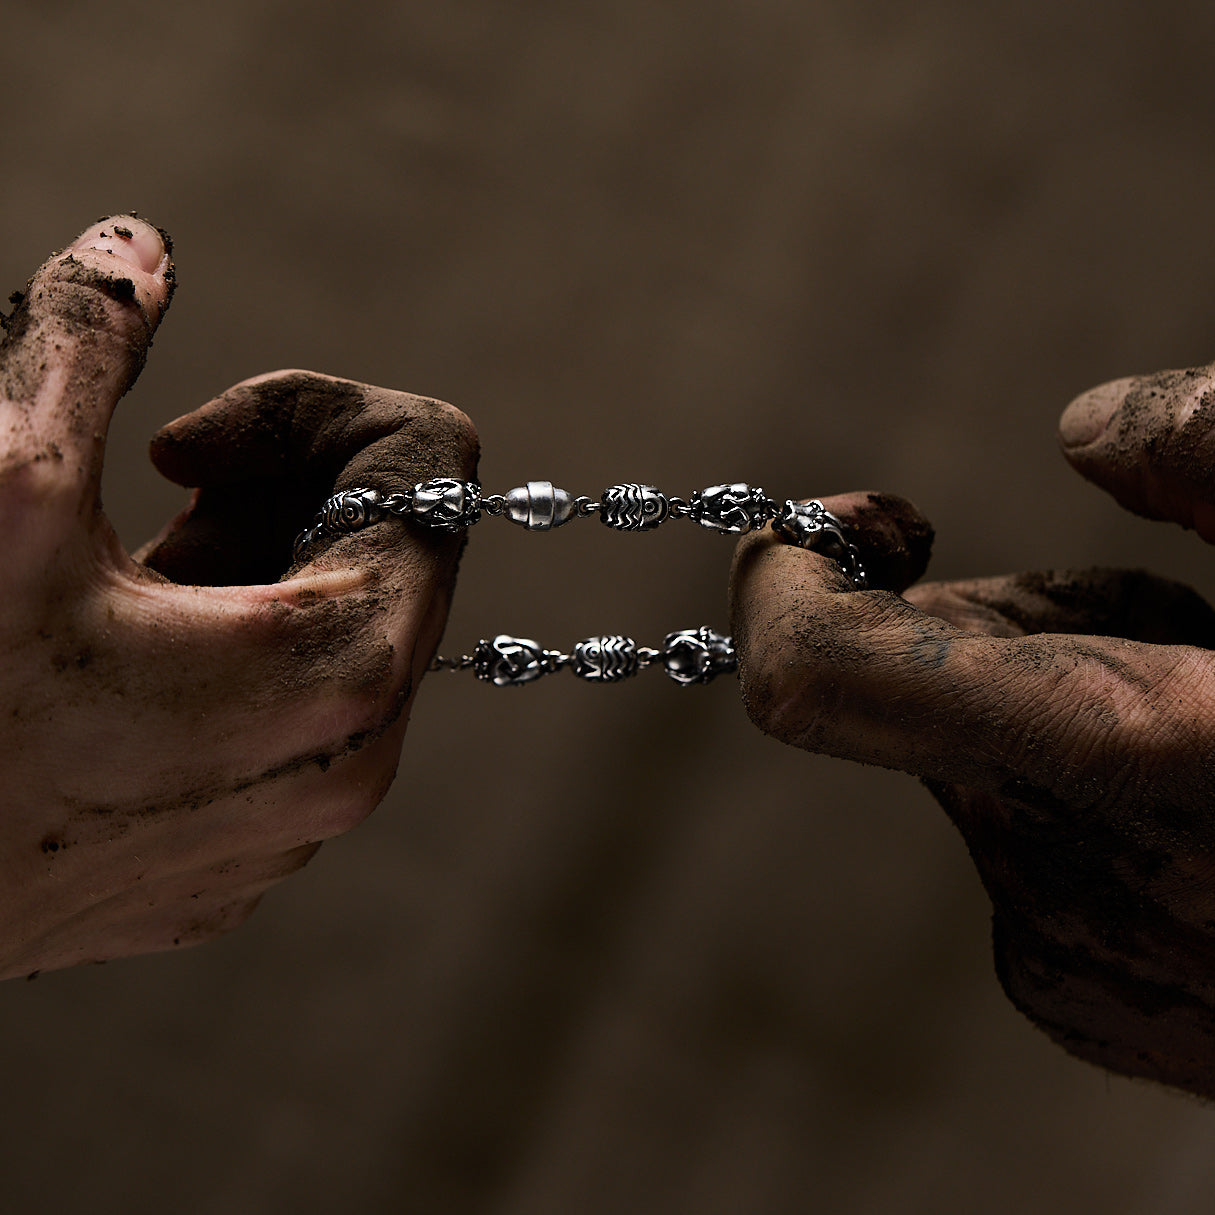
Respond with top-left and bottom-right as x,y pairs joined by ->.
503,481 -> 577,530
572,635 -> 640,682
599,484 -> 669,531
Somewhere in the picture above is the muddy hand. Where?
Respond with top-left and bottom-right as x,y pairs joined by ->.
0,217 -> 477,978
730,366 -> 1215,1098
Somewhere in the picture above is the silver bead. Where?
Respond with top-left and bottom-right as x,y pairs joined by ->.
661,627 -> 736,685
772,500 -> 867,588
472,635 -> 549,686
321,487 -> 385,533
689,483 -> 772,534
572,635 -> 640,682
772,499 -> 845,554
599,483 -> 669,531
503,481 -> 577,530
411,478 -> 482,531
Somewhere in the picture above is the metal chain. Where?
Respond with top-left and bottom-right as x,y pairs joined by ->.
294,478 -> 867,687
441,628 -> 738,687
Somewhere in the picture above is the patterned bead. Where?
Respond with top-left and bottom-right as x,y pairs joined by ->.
688,483 -> 772,534
772,500 -> 867,588
571,635 -> 640,682
321,487 -> 385,533
411,478 -> 482,531
772,499 -> 846,554
599,484 -> 669,531
661,627 -> 736,685
472,635 -> 549,686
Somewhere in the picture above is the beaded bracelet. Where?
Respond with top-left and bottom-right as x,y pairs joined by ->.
294,478 -> 866,687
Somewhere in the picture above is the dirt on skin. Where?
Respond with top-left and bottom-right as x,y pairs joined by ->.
1068,366 -> 1215,530
731,475 -> 1215,1098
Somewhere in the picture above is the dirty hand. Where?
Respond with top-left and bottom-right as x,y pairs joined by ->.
0,217 -> 476,978
730,368 -> 1215,1098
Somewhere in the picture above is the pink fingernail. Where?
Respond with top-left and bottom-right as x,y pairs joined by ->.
69,216 -> 164,275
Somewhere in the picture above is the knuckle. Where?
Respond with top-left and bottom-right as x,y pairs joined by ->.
0,458 -> 89,554
33,257 -> 157,346
231,367 -> 321,392
385,393 -> 480,474
0,453 -> 76,502
435,400 -> 479,463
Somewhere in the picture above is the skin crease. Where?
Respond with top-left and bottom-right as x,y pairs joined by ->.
729,361 -> 1215,1100
0,217 -> 477,978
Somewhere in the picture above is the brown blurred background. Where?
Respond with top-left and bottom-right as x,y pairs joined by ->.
4,1 -> 1215,1211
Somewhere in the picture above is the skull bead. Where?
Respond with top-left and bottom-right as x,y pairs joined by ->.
411,478 -> 482,531
660,627 -> 736,685
772,499 -> 846,555
689,483 -> 772,534
772,500 -> 867,587
473,635 -> 550,686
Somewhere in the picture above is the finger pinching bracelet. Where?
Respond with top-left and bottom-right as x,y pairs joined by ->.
293,479 -> 866,687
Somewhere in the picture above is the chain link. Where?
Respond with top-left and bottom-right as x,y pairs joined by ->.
297,481 -> 867,689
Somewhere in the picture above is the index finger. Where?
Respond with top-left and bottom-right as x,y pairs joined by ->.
138,370 -> 479,703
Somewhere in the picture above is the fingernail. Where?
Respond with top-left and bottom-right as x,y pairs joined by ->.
1058,377 -> 1129,448
69,216 -> 164,275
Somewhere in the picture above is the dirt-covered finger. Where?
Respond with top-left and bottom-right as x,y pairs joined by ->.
1059,364 -> 1215,540
0,216 -> 174,537
730,513 -> 1215,799
142,370 -> 479,585
733,490 -> 934,604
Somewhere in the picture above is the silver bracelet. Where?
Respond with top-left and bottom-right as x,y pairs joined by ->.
293,479 -> 866,687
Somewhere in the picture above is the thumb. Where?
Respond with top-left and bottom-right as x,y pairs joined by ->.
1059,364 -> 1215,540
0,216 -> 174,566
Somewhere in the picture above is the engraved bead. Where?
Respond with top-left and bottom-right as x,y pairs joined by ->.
661,627 -> 736,685
472,635 -> 548,686
571,635 -> 640,682
689,483 -> 772,534
772,499 -> 847,556
411,478 -> 482,531
772,501 -> 866,587
503,481 -> 577,530
599,483 -> 669,531
322,487 -> 384,532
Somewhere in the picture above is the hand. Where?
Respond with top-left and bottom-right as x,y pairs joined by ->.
0,217 -> 476,978
729,368 -> 1215,1099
